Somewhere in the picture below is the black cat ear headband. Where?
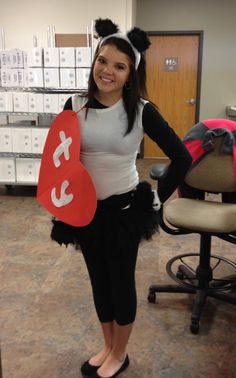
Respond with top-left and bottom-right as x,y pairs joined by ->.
95,18 -> 151,69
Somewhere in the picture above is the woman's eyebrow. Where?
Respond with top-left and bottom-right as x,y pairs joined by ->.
98,54 -> 128,66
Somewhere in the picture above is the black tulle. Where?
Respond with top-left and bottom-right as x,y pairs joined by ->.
95,18 -> 119,38
127,27 -> 151,53
50,181 -> 160,254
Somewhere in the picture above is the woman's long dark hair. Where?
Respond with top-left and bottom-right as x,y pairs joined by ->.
85,37 -> 149,135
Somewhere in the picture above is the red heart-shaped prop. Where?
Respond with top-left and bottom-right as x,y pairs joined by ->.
37,110 -> 97,226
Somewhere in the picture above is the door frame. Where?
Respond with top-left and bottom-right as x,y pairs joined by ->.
139,30 -> 204,158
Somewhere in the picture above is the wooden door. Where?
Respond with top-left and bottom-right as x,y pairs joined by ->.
144,34 -> 200,157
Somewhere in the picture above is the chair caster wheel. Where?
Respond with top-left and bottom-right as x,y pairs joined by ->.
148,291 -> 156,303
190,321 -> 199,334
176,270 -> 184,279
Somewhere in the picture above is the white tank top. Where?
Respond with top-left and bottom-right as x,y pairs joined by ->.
72,95 -> 146,200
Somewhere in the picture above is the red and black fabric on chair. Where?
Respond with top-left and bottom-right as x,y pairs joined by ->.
179,118 -> 236,203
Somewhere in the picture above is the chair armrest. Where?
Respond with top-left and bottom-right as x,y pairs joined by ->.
150,163 -> 169,181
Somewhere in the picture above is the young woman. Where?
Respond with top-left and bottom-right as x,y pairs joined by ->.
51,19 -> 192,378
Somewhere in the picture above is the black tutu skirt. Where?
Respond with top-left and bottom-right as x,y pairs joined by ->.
50,181 -> 160,254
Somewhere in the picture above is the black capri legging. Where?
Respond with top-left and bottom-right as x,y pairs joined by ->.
80,225 -> 140,326
78,191 -> 141,326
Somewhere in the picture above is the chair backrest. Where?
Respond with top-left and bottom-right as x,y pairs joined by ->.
185,136 -> 236,193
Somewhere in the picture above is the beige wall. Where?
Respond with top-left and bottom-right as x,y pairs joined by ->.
1,0 -> 235,121
136,0 -> 236,120
0,0 -> 135,49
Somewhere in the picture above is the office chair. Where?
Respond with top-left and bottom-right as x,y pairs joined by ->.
148,133 -> 236,334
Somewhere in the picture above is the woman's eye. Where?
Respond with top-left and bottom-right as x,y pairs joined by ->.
97,58 -> 105,64
116,64 -> 125,70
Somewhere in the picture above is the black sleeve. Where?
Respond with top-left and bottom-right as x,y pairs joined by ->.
142,102 -> 192,203
63,97 -> 73,110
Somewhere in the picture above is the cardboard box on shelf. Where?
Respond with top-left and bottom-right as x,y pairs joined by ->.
58,93 -> 72,112
0,157 -> 16,182
27,48 -> 43,67
1,68 -> 12,87
60,68 -> 76,88
0,51 -> 11,67
44,68 -> 60,88
28,93 -> 44,113
44,48 -> 60,67
0,92 -> 13,112
59,47 -> 75,67
0,127 -> 13,152
43,93 -> 59,114
76,68 -> 90,89
27,68 -> 44,87
31,128 -> 49,154
13,92 -> 29,113
16,158 -> 38,183
9,49 -> 25,68
12,127 -> 32,153
75,47 -> 92,67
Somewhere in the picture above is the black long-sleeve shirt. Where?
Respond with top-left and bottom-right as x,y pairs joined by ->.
63,96 -> 192,202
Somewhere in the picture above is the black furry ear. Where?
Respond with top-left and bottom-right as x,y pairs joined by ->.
95,18 -> 119,38
127,27 -> 151,52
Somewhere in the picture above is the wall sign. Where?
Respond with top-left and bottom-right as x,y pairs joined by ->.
165,57 -> 178,71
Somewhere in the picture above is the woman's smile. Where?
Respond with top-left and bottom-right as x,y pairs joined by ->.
100,76 -> 114,84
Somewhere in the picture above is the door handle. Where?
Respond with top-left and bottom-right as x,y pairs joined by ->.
186,98 -> 196,105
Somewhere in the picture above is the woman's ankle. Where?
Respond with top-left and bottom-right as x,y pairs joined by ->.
109,349 -> 127,363
89,346 -> 111,366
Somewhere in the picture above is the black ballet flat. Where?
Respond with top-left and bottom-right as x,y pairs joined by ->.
81,360 -> 101,376
91,355 -> 129,378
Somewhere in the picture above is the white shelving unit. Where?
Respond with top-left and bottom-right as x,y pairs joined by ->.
0,21 -> 96,187
0,87 -> 81,187
0,105 -> 50,186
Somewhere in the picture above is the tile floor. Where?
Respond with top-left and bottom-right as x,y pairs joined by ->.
0,159 -> 235,378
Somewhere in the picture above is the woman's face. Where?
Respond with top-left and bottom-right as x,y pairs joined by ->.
93,44 -> 131,102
